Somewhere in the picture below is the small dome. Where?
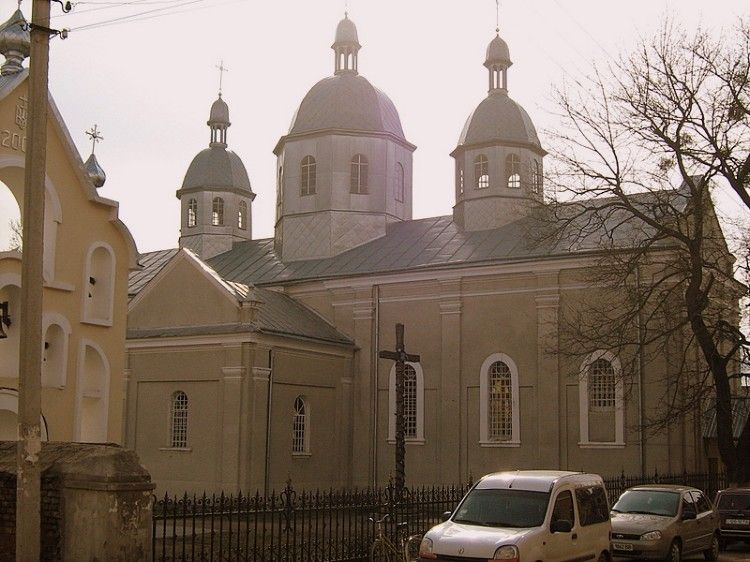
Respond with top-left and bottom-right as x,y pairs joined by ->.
485,34 -> 511,68
84,153 -> 106,188
288,73 -> 404,139
0,9 -> 30,75
208,95 -> 230,127
182,147 -> 252,194
333,14 -> 360,46
458,91 -> 542,150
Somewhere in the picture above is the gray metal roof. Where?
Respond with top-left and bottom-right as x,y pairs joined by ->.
180,147 -> 252,193
286,73 -> 405,140
128,248 -> 179,299
458,91 -> 542,150
703,397 -> 749,440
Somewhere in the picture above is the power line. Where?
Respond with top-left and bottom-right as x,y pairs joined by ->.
70,0 -> 210,31
53,0 -> 187,19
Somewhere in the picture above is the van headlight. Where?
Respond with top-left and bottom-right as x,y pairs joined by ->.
419,537 -> 437,560
493,545 -> 519,561
640,531 -> 662,541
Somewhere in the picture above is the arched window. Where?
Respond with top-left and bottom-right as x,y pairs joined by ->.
474,154 -> 489,189
388,362 -> 425,443
301,156 -> 317,196
292,396 -> 309,454
238,200 -> 247,230
212,197 -> 224,226
579,351 -> 625,447
350,154 -> 368,194
533,161 -> 543,194
458,165 -> 464,195
76,341 -> 110,443
83,243 -> 116,325
170,391 -> 189,448
187,198 -> 197,228
395,163 -> 405,202
479,353 -> 520,445
507,154 -> 521,188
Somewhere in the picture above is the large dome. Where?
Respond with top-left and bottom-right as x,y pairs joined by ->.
288,73 -> 405,139
182,147 -> 252,193
457,92 -> 542,150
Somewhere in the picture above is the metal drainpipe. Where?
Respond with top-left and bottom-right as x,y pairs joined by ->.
636,266 -> 646,476
264,349 -> 274,495
372,285 -> 380,487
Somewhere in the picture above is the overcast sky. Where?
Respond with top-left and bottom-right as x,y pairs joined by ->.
0,0 -> 747,253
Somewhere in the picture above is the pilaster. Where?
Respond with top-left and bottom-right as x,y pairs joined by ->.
351,290 -> 374,486
535,272 -> 561,468
439,278 -> 462,483
220,364 -> 244,491
249,366 -> 271,490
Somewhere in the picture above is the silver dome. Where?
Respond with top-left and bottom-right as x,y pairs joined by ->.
84,153 -> 106,188
0,9 -> 30,75
458,91 -> 542,150
182,147 -> 252,193
485,34 -> 512,68
289,73 -> 404,139
333,15 -> 359,46
208,95 -> 230,127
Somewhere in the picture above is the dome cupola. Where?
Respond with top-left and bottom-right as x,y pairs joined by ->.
177,93 -> 255,260
0,8 -> 30,75
84,125 -> 106,188
332,13 -> 361,75
451,28 -> 546,232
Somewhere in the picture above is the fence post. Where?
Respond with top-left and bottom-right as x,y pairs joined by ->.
708,458 -> 719,499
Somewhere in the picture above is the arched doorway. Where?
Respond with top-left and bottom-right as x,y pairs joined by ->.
0,388 -> 49,440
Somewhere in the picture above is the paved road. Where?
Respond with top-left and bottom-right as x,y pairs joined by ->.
684,543 -> 750,561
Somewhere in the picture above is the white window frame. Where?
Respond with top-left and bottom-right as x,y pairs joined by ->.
507,154 -> 521,188
479,353 -> 520,447
292,396 -> 311,456
474,154 -> 489,189
169,391 -> 189,449
187,198 -> 197,228
212,197 -> 224,226
301,155 -> 317,196
387,361 -> 425,444
238,200 -> 247,230
578,350 -> 625,448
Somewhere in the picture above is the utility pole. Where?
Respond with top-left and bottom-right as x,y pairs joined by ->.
17,0 -> 51,559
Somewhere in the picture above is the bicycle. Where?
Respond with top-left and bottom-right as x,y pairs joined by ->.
369,514 -> 422,562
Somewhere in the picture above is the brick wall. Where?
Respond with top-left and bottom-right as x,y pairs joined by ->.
0,472 -> 62,562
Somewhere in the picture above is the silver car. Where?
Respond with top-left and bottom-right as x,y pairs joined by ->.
610,485 -> 720,562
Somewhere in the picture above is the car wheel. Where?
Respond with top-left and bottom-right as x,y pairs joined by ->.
665,540 -> 681,562
597,552 -> 609,562
704,534 -> 719,561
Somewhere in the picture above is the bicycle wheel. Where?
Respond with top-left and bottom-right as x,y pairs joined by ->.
402,534 -> 422,562
370,539 -> 395,562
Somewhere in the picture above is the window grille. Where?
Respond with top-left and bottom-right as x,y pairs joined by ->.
395,163 -> 405,202
350,154 -> 368,194
170,391 -> 188,448
187,199 -> 197,228
474,155 -> 489,189
403,365 -> 417,438
589,358 -> 615,410
212,197 -> 224,226
292,396 -> 307,453
301,156 -> 317,196
238,201 -> 247,230
489,361 -> 512,440
507,154 -> 521,188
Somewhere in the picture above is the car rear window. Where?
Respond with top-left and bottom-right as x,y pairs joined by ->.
452,488 -> 550,528
575,485 -> 609,525
717,493 -> 750,511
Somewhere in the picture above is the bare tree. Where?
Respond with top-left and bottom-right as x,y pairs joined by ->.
545,18 -> 750,483
6,218 -> 21,252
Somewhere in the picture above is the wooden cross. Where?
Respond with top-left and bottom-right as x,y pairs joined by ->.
216,60 -> 229,95
85,124 -> 103,154
378,323 -> 420,498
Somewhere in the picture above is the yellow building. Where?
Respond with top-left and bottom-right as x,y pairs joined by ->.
0,9 -> 137,443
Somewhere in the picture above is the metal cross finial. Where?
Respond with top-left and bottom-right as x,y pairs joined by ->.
216,60 -> 229,95
85,124 -> 103,154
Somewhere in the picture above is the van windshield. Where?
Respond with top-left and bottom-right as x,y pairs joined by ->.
452,489 -> 550,528
611,490 -> 679,517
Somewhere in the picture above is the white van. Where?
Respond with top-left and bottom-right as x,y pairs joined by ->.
418,470 -> 611,562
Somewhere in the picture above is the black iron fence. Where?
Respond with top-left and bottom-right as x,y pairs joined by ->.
153,470 -> 726,562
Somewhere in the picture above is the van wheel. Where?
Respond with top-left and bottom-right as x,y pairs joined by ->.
704,533 -> 719,561
665,540 -> 681,562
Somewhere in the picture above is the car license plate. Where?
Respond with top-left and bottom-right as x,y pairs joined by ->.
726,518 -> 749,525
612,542 -> 634,551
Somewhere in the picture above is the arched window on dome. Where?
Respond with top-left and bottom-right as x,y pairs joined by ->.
507,154 -> 521,189
474,155 -> 489,189
301,156 -> 317,196
395,163 -> 405,202
238,201 -> 247,230
351,154 -> 368,194
187,198 -> 197,228
212,197 -> 224,226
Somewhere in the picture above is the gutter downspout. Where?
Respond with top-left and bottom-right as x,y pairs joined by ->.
636,266 -> 646,476
371,285 -> 380,487
264,349 -> 274,495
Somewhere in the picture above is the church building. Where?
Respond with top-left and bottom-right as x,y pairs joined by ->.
126,15 -> 726,493
0,9 -> 138,444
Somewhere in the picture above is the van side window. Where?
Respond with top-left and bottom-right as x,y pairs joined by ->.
575,486 -> 609,526
552,490 -> 575,525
